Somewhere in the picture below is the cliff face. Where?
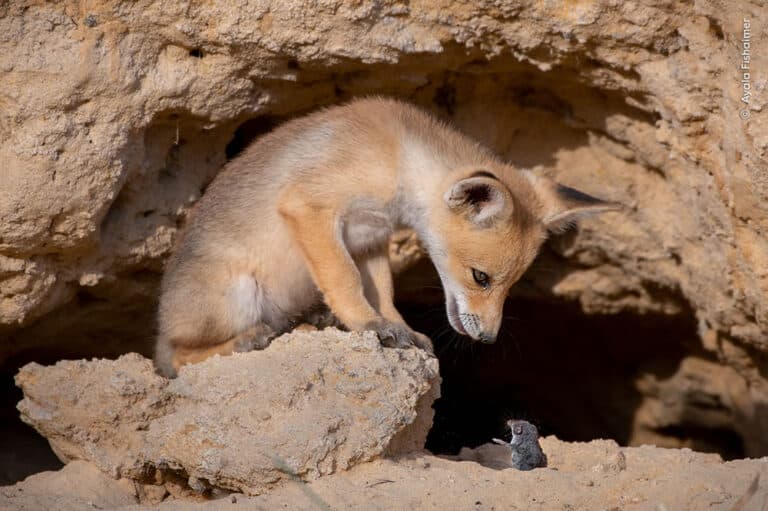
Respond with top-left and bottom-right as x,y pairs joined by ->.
1,1 -> 766,455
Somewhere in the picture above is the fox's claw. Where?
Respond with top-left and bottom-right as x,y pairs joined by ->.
365,319 -> 433,353
368,320 -> 413,349
304,305 -> 340,330
232,324 -> 275,352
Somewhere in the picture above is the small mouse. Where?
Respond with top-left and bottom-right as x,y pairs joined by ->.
492,419 -> 547,470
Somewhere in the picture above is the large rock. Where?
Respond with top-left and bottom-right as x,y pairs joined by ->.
14,329 -> 440,495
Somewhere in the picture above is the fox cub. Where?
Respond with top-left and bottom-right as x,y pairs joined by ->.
155,98 -> 618,376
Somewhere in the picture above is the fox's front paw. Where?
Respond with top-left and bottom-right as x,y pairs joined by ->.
364,319 -> 433,352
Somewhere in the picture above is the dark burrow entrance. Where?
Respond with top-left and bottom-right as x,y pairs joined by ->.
396,258 -> 746,461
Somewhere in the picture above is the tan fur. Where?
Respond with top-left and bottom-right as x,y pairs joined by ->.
155,98 -> 619,376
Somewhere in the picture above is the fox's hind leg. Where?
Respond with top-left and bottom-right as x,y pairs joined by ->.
155,271 -> 279,377
294,304 -> 340,332
170,323 -> 275,371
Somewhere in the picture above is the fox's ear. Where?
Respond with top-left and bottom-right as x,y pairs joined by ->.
444,175 -> 512,226
528,175 -> 622,232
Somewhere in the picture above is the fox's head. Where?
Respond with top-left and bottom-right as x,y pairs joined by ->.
425,167 -> 621,344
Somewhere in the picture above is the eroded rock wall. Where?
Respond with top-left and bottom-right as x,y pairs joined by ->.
1,0 -> 766,453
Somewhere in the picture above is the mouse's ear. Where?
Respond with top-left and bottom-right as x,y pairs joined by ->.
527,174 -> 623,232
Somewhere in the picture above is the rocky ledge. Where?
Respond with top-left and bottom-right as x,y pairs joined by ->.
13,329 -> 440,497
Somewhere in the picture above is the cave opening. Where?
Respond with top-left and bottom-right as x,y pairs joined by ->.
0,61 -> 751,485
395,258 -> 746,461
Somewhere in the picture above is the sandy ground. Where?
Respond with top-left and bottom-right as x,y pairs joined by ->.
3,437 -> 767,511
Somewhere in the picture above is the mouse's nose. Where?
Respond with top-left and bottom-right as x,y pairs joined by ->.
478,332 -> 496,344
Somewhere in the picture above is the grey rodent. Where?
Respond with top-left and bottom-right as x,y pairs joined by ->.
492,420 -> 547,470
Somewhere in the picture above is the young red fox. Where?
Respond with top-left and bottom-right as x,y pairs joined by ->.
155,98 -> 619,376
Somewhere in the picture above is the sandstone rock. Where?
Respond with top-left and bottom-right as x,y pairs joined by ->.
14,329 -> 440,495
632,356 -> 760,456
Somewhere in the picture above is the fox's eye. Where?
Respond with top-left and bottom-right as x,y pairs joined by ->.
472,268 -> 490,288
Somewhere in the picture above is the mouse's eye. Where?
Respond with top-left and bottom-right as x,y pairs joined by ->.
472,268 -> 490,288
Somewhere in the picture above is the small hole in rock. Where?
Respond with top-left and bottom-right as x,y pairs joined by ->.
707,17 -> 725,41
225,116 -> 282,159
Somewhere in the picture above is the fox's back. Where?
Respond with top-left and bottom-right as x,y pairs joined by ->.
165,97 -> 504,278
183,99 -> 405,239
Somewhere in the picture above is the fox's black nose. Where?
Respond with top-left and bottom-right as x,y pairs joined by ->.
478,332 -> 496,344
